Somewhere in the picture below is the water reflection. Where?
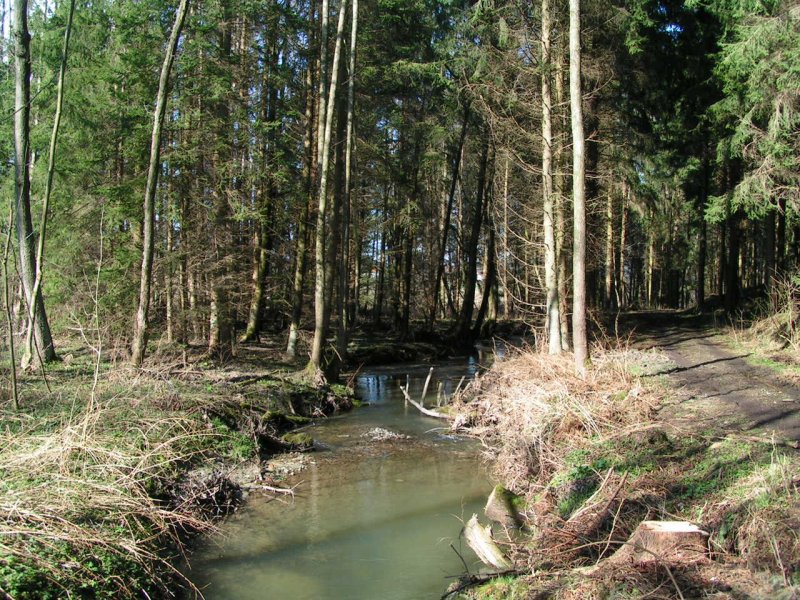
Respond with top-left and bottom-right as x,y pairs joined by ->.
189,360 -> 491,600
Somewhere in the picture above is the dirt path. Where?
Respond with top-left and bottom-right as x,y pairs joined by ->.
628,311 -> 800,443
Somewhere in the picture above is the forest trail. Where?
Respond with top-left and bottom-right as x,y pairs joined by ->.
628,312 -> 800,443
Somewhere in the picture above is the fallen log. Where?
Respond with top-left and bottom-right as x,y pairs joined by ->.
241,483 -> 296,496
464,514 -> 512,569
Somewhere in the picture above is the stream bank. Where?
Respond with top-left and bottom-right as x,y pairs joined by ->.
446,335 -> 800,599
0,327 -> 501,599
0,340 -> 354,600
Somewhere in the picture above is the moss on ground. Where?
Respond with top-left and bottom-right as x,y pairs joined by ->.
463,575 -> 530,599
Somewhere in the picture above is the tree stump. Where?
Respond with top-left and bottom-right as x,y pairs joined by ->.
484,485 -> 524,527
609,521 -> 709,565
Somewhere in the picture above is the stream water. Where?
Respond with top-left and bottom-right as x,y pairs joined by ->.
189,358 -> 492,599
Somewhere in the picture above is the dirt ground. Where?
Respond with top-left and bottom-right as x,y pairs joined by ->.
627,311 -> 800,443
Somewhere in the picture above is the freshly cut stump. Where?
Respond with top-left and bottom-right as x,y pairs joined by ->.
610,521 -> 709,565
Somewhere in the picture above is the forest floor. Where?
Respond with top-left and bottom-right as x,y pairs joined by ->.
2,313 -> 798,599
454,309 -> 800,600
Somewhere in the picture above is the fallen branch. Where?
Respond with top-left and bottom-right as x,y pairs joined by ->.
241,483 -> 296,496
399,383 -> 451,419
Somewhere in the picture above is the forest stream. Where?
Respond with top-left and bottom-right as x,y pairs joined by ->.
187,358 -> 492,599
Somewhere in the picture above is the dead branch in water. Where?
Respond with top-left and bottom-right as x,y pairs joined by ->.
241,483 -> 296,496
399,381 -> 451,419
463,513 -> 512,569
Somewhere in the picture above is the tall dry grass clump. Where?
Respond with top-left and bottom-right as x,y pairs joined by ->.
739,274 -> 800,352
454,348 -> 659,494
0,402 -> 215,599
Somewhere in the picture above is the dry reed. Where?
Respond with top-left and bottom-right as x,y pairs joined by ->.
453,347 -> 660,495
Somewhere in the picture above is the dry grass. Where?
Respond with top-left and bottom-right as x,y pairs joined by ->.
453,347 -> 660,494
728,273 -> 800,384
0,331 -> 350,599
453,344 -> 800,599
0,399 -> 217,598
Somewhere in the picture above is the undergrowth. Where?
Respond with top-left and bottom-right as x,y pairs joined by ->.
451,344 -> 800,599
0,399 -> 213,598
728,273 -> 800,384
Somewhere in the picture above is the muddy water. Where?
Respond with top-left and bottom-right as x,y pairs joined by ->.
189,359 -> 492,599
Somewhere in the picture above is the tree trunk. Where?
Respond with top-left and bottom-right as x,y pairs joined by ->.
373,194 -> 388,324
718,220 -> 726,298
764,208 -> 776,294
501,154 -> 511,319
777,198 -> 786,276
286,64 -> 317,358
723,161 -> 739,313
310,0 -> 348,377
130,0 -> 189,366
3,210 -> 20,410
187,262 -> 201,342
725,213 -> 740,313
542,0 -> 561,354
604,188 -> 615,310
165,211 -> 175,344
474,196 -> 497,339
335,0 -> 358,362
400,217 -> 413,338
554,31 -> 571,351
430,104 -> 469,329
569,0 -> 588,375
455,138 -> 490,345
207,5 -> 234,360
14,0 -> 57,370
618,182 -> 628,309
694,156 -> 710,310
693,217 -> 706,311
646,220 -> 655,307
324,46 -> 349,377
23,0 -> 75,368
243,41 -> 280,343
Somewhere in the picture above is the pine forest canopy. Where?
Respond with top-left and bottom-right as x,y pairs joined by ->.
2,0 -> 798,377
